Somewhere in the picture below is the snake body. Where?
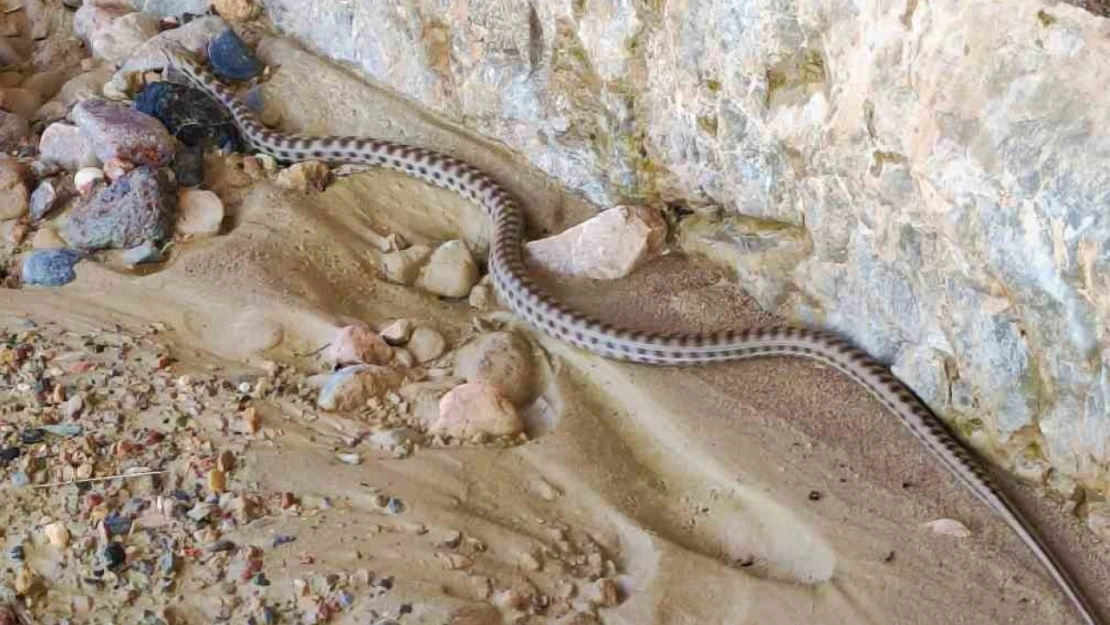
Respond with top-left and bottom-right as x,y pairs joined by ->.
163,50 -> 1100,625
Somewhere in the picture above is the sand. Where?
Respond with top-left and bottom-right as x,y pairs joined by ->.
2,35 -> 1108,625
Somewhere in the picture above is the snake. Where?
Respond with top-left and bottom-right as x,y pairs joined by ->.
160,47 -> 1101,625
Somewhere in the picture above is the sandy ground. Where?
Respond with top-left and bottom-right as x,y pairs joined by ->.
3,36 -> 1109,625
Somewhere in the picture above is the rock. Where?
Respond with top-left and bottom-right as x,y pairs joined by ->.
89,12 -> 161,63
121,240 -> 161,265
368,427 -> 423,450
73,4 -> 129,44
34,100 -> 67,123
407,326 -> 446,363
455,332 -> 537,405
133,81 -> 239,151
74,167 -> 105,194
207,28 -> 260,81
213,0 -> 260,22
104,15 -> 227,95
379,319 -> 413,345
72,98 -> 176,167
20,249 -> 84,286
102,158 -> 134,181
416,240 -> 479,298
922,518 -> 971,539
62,165 -> 176,250
468,284 -> 492,310
317,364 -> 403,412
325,325 -> 392,366
56,65 -> 114,108
1,219 -> 27,246
172,143 -> 205,187
276,160 -> 330,192
0,88 -> 43,118
29,179 -> 69,221
525,206 -> 667,280
43,521 -> 70,548
0,159 -> 30,220
381,244 -> 431,286
0,37 -> 24,66
433,382 -> 523,439
175,188 -> 223,236
31,226 -> 66,250
0,111 -> 30,152
38,123 -> 98,170
208,468 -> 226,494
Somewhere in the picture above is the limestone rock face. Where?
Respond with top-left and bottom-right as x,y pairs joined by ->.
251,1 -> 1108,489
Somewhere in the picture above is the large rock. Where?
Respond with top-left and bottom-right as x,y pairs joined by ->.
72,98 -> 176,168
62,166 -> 176,250
258,0 -> 1110,495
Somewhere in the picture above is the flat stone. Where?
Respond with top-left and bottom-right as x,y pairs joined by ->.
38,123 -> 99,170
525,205 -> 668,280
21,249 -> 84,286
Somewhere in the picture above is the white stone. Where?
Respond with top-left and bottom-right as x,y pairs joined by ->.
525,206 -> 668,280
380,244 -> 431,286
416,239 -> 479,298
74,167 -> 105,194
175,189 -> 224,236
407,326 -> 446,364
432,382 -> 524,439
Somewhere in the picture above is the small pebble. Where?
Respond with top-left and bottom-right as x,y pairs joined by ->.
207,28 -> 261,81
121,241 -> 162,266
433,382 -> 524,439
0,158 -> 30,220
407,326 -> 446,363
101,543 -> 126,569
75,167 -> 105,194
336,452 -> 361,465
276,161 -> 330,192
213,0 -> 261,22
20,249 -> 85,286
44,522 -> 70,547
102,158 -> 135,181
379,319 -> 413,345
208,468 -> 227,494
0,110 -> 30,153
326,325 -> 392,366
217,450 -> 236,472
175,188 -> 224,236
416,240 -> 479,298
380,244 -> 432,285
31,226 -> 66,250
7,545 -> 24,561
29,179 -> 67,221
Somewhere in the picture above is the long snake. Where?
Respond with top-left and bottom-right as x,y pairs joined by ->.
160,48 -> 1101,625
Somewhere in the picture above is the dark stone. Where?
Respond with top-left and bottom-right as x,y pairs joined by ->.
207,28 -> 261,81
103,513 -> 132,537
172,142 -> 205,187
29,179 -> 70,221
0,447 -> 19,464
101,543 -> 126,569
134,81 -> 239,152
20,428 -> 44,444
62,166 -> 176,251
7,545 -> 24,561
20,249 -> 84,286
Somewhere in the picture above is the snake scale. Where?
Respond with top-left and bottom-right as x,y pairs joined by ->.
162,49 -> 1101,625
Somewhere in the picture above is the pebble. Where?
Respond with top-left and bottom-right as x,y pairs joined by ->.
175,188 -> 224,236
317,364 -> 403,412
525,205 -> 668,280
102,158 -> 135,181
391,347 -> 416,368
416,240 -> 479,298
468,284 -> 493,310
381,244 -> 431,285
922,518 -> 971,538
432,382 -> 524,439
73,4 -> 128,43
38,123 -> 99,170
72,97 -> 176,167
379,319 -> 413,345
21,70 -> 68,102
44,521 -> 70,547
213,0 -> 260,21
241,406 -> 262,433
455,332 -> 537,405
62,166 -> 176,250
172,143 -> 205,187
89,12 -> 161,63
1086,503 -> 1110,540
101,542 -> 126,569
276,161 -> 330,192
0,111 -> 29,152
435,552 -> 472,570
75,167 -> 105,194
208,468 -> 227,494
0,158 -> 30,220
121,240 -> 162,265
1,219 -> 26,246
407,326 -> 446,364
0,87 -> 43,118
30,179 -> 69,221
336,452 -> 361,465
7,545 -> 23,561
217,449 -> 236,472
367,427 -> 423,451
207,28 -> 260,81
134,81 -> 239,151
325,325 -> 392,367
20,248 -> 84,286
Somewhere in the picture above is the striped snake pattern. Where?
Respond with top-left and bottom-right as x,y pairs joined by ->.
161,48 -> 1100,625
